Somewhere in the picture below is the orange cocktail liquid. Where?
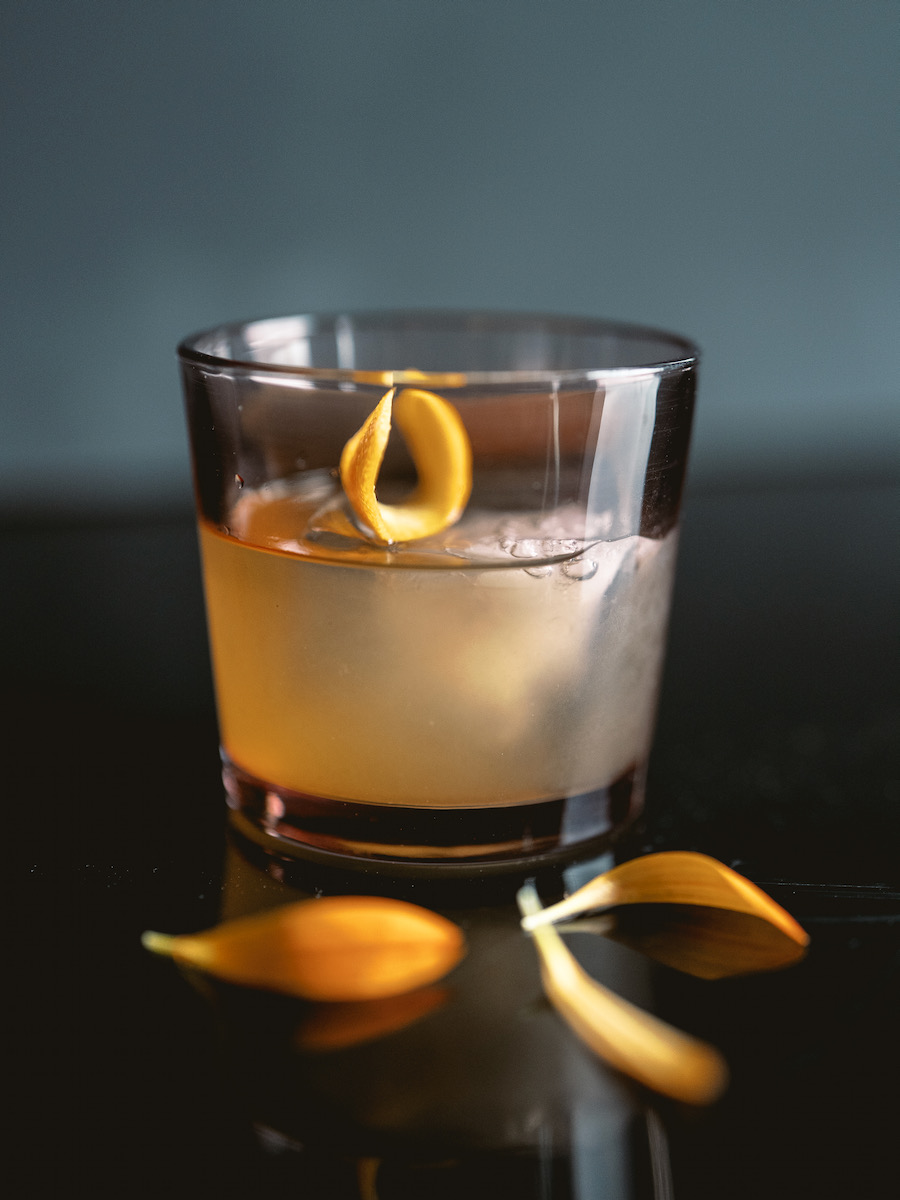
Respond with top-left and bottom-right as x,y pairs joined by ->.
199,484 -> 678,827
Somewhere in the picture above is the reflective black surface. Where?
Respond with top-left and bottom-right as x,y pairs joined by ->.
10,481 -> 899,1197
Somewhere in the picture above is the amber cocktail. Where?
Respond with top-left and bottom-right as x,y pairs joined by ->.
179,312 -> 697,869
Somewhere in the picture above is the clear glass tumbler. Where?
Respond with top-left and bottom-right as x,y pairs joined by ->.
179,312 -> 698,872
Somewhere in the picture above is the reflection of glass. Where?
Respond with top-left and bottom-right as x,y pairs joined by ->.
217,838 -> 674,1198
179,313 -> 697,868
206,837 -> 808,1195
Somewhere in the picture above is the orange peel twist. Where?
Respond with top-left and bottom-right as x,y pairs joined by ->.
340,385 -> 472,545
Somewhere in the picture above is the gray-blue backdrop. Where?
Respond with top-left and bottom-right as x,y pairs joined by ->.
3,0 -> 897,511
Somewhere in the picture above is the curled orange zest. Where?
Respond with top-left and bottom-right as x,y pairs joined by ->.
340,385 -> 472,545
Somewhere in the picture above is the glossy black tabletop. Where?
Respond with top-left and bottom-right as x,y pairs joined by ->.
10,479 -> 899,1198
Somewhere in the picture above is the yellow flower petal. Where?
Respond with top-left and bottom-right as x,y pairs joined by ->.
142,895 -> 466,1002
340,386 -> 473,545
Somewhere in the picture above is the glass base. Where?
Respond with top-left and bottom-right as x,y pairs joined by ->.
222,756 -> 643,876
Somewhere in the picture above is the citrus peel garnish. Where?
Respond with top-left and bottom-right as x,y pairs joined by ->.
339,385 -> 472,545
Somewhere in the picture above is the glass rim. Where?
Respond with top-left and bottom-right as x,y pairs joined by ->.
177,309 -> 699,387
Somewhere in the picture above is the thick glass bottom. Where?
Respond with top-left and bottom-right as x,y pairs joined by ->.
222,755 -> 643,875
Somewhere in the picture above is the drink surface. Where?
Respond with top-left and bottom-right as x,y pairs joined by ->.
199,480 -> 678,810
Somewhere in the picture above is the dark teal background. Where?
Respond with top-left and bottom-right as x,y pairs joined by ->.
2,0 -> 897,512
